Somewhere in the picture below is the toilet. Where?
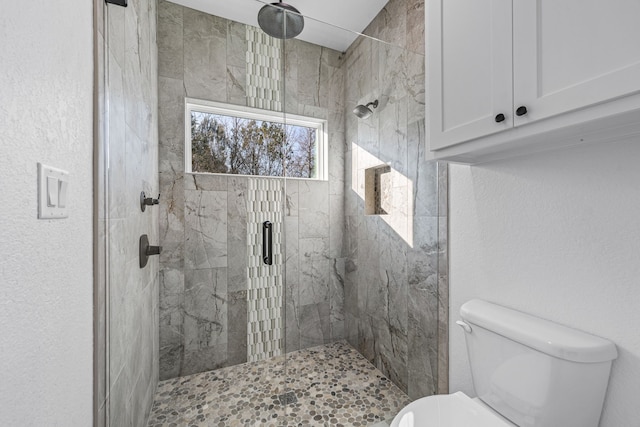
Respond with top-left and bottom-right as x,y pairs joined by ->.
391,299 -> 618,427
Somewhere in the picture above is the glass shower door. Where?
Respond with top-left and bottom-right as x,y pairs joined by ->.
154,2 -> 292,425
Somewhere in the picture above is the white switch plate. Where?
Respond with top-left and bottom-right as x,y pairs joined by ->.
38,162 -> 69,219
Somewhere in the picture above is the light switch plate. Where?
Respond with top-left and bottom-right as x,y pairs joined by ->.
38,162 -> 69,219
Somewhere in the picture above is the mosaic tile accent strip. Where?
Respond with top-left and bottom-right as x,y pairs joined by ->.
246,26 -> 282,111
147,341 -> 410,426
247,178 -> 285,362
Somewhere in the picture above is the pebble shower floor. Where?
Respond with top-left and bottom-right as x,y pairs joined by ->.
147,341 -> 410,426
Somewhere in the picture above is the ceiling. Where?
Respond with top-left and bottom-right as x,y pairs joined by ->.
168,0 -> 389,52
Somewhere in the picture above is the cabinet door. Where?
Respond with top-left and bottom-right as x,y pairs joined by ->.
427,0 -> 513,150
513,0 -> 640,127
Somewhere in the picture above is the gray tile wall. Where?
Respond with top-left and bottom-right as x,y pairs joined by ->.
157,0 -> 345,380
342,0 -> 449,399
96,0 -> 160,425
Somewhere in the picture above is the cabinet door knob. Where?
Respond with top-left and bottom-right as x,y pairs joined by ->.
516,106 -> 528,116
495,113 -> 506,123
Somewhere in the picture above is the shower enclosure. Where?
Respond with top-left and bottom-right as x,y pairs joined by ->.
96,0 -> 447,425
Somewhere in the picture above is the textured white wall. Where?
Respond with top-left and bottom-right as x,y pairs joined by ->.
449,137 -> 640,426
0,1 -> 93,425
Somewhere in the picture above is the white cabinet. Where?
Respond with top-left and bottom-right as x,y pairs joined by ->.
427,0 -> 640,163
427,0 -> 513,150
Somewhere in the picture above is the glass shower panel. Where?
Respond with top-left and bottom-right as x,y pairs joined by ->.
155,1 -> 289,424
280,14 -> 353,365
356,35 -> 443,400
103,0 -> 160,425
280,9 -> 445,406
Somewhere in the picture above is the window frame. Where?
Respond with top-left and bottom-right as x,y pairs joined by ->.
185,98 -> 328,180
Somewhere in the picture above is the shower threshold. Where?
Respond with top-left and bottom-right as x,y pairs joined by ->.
148,341 -> 409,426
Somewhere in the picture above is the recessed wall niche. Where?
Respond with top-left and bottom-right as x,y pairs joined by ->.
365,165 -> 392,215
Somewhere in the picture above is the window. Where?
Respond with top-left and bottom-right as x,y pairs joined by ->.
185,99 -> 327,179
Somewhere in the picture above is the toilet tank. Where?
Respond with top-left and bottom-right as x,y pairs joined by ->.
459,300 -> 617,427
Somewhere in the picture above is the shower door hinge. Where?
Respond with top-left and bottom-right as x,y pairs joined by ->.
105,0 -> 127,7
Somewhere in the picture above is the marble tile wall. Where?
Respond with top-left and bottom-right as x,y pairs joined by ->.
157,0 -> 345,380
96,0 -> 160,425
342,0 -> 449,400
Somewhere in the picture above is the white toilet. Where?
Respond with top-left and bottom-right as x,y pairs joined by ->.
391,299 -> 617,427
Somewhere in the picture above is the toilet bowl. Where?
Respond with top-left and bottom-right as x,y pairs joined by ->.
391,299 -> 617,427
391,392 -> 515,427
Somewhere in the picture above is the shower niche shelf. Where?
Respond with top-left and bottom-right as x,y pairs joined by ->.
365,165 -> 391,216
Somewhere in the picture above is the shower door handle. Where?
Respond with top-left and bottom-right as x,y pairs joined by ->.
263,221 -> 273,265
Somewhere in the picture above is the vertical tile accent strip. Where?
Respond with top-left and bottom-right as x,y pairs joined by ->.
246,178 -> 284,362
245,26 -> 282,111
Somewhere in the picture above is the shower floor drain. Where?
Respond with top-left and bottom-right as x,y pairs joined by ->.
278,391 -> 297,405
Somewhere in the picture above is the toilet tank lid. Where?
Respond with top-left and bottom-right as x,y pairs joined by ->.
460,300 -> 618,363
